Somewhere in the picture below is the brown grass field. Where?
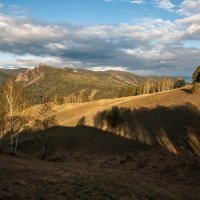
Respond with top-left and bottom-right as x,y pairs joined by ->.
0,85 -> 200,200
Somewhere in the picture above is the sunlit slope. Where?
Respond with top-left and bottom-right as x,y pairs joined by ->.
54,86 -> 197,126
26,85 -> 199,127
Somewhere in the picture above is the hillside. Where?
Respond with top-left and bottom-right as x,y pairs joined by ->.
0,65 -> 178,105
1,86 -> 200,200
16,65 -> 146,104
13,64 -> 177,104
23,85 -> 200,156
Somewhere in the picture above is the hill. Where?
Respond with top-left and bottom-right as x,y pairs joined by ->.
1,86 -> 200,200
16,65 -> 145,104
23,85 -> 200,156
0,65 -> 178,105
14,64 -> 177,104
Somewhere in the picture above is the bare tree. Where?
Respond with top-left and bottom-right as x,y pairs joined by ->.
0,112 -> 6,153
35,103 -> 56,160
2,76 -> 25,155
13,116 -> 28,155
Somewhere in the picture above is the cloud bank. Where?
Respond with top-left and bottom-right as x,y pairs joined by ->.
0,0 -> 200,76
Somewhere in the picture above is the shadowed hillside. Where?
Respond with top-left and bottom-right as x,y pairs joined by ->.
94,103 -> 200,155
1,125 -> 200,200
17,126 -> 151,158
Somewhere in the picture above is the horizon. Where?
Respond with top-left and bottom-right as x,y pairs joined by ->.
0,0 -> 200,76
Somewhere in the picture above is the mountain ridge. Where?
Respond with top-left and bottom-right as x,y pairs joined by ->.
0,64 -> 179,105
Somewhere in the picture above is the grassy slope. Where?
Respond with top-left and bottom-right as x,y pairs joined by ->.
1,151 -> 199,200
23,85 -> 200,156
25,85 -> 200,126
1,86 -> 200,200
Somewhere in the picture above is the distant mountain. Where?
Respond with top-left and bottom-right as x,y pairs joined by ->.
0,64 -> 179,105
15,64 -> 150,104
0,68 -> 27,84
0,68 -> 27,77
0,71 -> 8,84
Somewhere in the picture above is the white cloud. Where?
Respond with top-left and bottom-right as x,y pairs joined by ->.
87,66 -> 128,71
130,0 -> 144,4
8,5 -> 28,16
104,0 -> 144,4
176,13 -> 200,40
0,15 -> 65,44
177,0 -> 200,16
0,54 -> 67,69
155,0 -> 176,12
177,13 -> 200,24
0,5 -> 199,76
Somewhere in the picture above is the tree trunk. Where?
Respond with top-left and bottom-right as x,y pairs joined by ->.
14,133 -> 19,155
42,134 -> 47,160
0,136 -> 3,153
42,140 -> 46,160
10,116 -> 14,155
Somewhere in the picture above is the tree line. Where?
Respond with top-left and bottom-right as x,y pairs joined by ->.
118,78 -> 186,97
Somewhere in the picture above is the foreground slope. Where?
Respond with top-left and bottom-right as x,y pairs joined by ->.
0,149 -> 199,200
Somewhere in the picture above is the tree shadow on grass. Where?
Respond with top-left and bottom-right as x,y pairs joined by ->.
94,103 -> 200,155
17,125 -> 151,159
181,88 -> 192,95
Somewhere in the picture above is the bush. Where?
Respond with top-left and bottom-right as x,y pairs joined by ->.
56,96 -> 65,105
192,83 -> 200,93
192,66 -> 200,83
106,106 -> 120,128
174,79 -> 186,88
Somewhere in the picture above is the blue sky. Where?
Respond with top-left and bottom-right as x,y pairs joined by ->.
0,0 -> 200,76
0,0 -> 180,23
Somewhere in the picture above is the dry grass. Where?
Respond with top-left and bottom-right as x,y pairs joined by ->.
23,86 -> 200,155
0,147 -> 200,200
1,85 -> 200,199
24,85 -> 200,126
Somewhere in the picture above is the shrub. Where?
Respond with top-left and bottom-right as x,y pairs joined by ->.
56,96 -> 65,105
192,83 -> 200,93
174,79 -> 186,88
106,106 -> 120,128
192,66 -> 200,83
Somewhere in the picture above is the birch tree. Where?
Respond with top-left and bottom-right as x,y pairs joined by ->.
2,76 -> 25,155
35,103 -> 56,160
0,111 -> 6,153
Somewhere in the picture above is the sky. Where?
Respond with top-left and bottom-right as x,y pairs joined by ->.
0,0 -> 200,76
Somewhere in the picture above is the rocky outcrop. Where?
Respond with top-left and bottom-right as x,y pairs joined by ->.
16,64 -> 45,86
